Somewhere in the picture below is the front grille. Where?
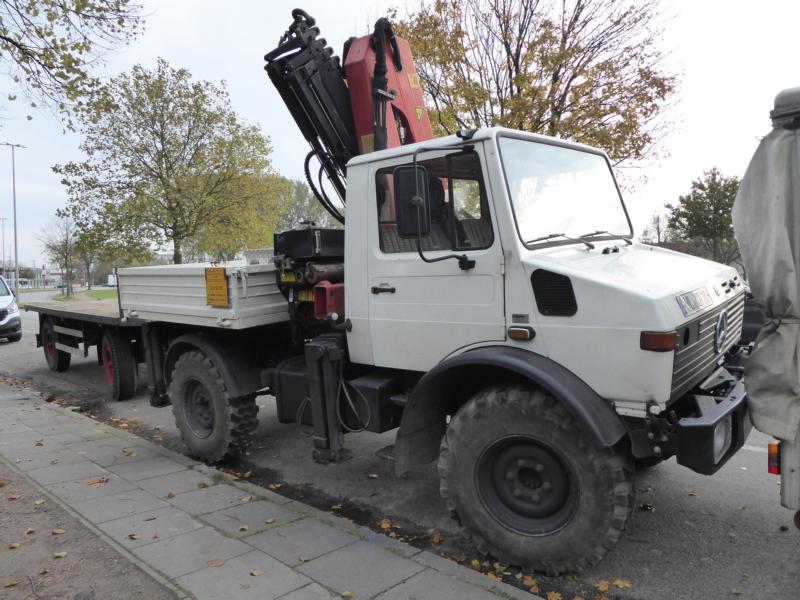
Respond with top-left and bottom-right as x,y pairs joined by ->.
0,310 -> 7,321
671,291 -> 745,398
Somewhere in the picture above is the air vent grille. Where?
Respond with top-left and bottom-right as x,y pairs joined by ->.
531,270 -> 577,316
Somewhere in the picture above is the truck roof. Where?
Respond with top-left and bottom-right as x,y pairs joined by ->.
345,126 -> 609,167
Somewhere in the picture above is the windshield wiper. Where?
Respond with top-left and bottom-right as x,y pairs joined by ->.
578,229 -> 632,246
526,232 -> 594,250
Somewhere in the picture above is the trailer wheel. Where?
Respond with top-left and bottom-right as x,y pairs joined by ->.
168,350 -> 259,463
438,385 -> 634,575
101,329 -> 137,401
41,319 -> 70,372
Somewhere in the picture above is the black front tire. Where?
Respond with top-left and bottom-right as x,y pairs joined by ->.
438,385 -> 634,575
6,333 -> 21,342
169,350 -> 259,463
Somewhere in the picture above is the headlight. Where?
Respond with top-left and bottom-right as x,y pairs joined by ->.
713,414 -> 733,463
7,300 -> 18,314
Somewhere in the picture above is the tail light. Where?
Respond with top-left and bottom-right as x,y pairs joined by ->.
768,442 -> 781,475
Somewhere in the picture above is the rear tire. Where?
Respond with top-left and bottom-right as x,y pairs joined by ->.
438,385 -> 634,575
169,350 -> 259,463
101,329 -> 137,401
41,319 -> 70,372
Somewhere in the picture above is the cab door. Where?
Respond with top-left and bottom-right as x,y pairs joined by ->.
367,146 -> 505,371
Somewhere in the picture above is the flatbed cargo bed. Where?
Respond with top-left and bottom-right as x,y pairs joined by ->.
24,299 -> 143,327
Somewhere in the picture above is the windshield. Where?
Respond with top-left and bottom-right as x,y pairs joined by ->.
498,137 -> 631,246
0,278 -> 9,297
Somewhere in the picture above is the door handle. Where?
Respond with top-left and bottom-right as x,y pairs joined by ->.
371,285 -> 396,294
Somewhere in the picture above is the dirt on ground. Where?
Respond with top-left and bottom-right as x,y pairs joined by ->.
0,461 -> 176,600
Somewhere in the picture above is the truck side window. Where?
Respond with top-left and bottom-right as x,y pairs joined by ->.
376,151 -> 493,254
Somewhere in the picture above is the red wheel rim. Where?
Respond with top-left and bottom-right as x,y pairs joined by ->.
43,329 -> 55,361
103,342 -> 115,387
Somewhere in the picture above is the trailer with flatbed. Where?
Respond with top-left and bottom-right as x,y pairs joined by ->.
24,10 -> 755,574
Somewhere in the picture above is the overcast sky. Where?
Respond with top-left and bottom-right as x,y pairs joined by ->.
0,0 -> 797,268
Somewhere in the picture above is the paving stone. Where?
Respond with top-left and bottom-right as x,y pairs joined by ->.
48,473 -> 138,503
132,527 -> 251,578
247,517 -> 358,566
175,550 -> 310,600
97,506 -> 203,548
376,568 -> 504,599
73,488 -> 169,523
151,444 -> 200,466
411,552 -> 532,600
5,448 -> 86,471
277,583 -> 337,599
27,460 -> 110,485
85,445 -> 163,468
166,484 -> 249,515
200,501 -> 302,538
137,470 -> 214,498
106,456 -> 187,481
296,541 -> 425,598
45,432 -> 85,445
361,528 -> 424,559
0,430 -> 45,450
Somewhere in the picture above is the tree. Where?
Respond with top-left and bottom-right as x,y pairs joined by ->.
276,179 -> 341,232
0,0 -> 144,125
641,211 -> 668,244
39,215 -> 76,295
393,0 -> 675,164
55,58 -> 278,263
666,167 -> 740,265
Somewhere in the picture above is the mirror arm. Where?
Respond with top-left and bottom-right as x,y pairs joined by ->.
413,200 -> 475,270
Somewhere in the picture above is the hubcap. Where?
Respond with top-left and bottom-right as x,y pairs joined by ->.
477,435 -> 578,535
185,380 -> 215,439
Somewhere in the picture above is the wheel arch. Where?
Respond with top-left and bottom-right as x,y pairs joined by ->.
394,346 -> 627,474
164,333 -> 263,399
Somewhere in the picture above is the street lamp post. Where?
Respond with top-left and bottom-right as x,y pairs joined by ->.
1,143 -> 24,297
0,216 -> 6,280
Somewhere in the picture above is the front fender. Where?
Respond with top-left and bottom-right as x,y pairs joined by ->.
394,346 -> 627,474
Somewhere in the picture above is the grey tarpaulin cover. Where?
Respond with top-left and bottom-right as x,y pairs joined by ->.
732,88 -> 800,442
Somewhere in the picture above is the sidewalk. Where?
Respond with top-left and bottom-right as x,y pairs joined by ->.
0,386 -> 541,600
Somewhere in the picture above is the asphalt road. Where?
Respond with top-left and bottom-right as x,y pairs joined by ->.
2,309 -> 799,600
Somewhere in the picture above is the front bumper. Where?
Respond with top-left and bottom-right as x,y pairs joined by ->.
0,315 -> 21,337
675,370 -> 752,475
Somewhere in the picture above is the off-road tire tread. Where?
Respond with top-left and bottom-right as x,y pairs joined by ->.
438,384 -> 634,575
169,350 -> 259,463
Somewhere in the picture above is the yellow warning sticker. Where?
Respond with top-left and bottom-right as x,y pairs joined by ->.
415,107 -> 425,122
205,267 -> 229,308
361,133 -> 375,153
408,72 -> 421,88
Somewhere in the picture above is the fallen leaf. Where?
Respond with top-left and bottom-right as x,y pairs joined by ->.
546,592 -> 563,600
431,533 -> 444,544
196,482 -> 208,489
243,471 -> 253,479
50,458 -> 59,465
44,394 -> 56,402
127,508 -> 136,514
240,495 -> 255,503
264,518 -> 276,525
595,580 -> 610,592
143,516 -> 157,522
207,559 -> 225,568
8,542 -> 20,549
731,588 -> 743,596
165,492 -> 176,499
470,559 -> 481,571
572,597 -> 585,600
39,569 -> 48,575
740,466 -> 747,471
522,575 -> 537,587
35,439 -> 43,447
613,578 -> 632,589
367,473 -> 379,480
239,525 -> 249,532
122,448 -> 136,457
127,533 -> 140,540
250,569 -> 263,577
82,476 -> 109,488
51,528 -> 65,535
379,518 -> 391,530
24,528 -> 34,536
388,532 -> 397,538
298,555 -> 311,562
53,551 -> 67,558
8,494 -> 20,500
688,489 -> 697,497
267,483 -> 282,491
637,503 -> 656,512
152,532 -> 160,540
331,503 -> 342,510
3,581 -> 19,589
0,481 -> 4,487
341,593 -> 356,599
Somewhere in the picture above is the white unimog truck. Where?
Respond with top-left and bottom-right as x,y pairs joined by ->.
26,11 -> 751,573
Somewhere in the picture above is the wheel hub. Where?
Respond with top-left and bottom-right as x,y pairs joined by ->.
477,435 -> 577,535
185,380 -> 215,438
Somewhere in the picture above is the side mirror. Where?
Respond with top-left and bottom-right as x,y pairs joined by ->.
393,165 -> 431,238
